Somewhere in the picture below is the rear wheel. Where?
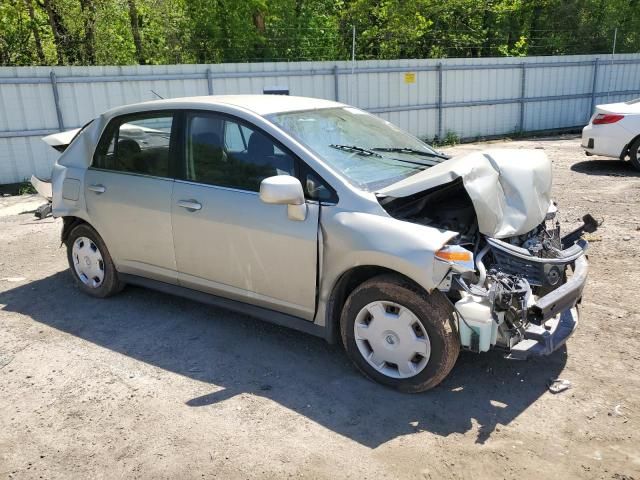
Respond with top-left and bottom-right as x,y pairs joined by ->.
65,223 -> 124,298
340,274 -> 460,392
629,138 -> 640,171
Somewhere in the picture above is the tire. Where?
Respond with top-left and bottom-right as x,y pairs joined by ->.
629,138 -> 640,171
65,223 -> 124,298
340,274 -> 460,393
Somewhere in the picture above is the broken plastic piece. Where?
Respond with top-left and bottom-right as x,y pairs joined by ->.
548,378 -> 572,394
35,203 -> 52,219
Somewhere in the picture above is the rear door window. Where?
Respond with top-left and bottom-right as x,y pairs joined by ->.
93,113 -> 174,178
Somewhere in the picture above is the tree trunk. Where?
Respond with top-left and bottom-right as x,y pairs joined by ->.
252,11 -> 265,33
481,6 -> 493,57
24,0 -> 46,64
127,0 -> 145,64
252,6 -> 266,60
294,0 -> 303,20
79,0 -> 96,64
37,0 -> 65,64
529,2 -> 542,52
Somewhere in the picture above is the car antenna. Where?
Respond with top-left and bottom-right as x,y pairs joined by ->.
150,90 -> 164,100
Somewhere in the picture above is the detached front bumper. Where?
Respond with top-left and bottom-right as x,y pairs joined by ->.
509,253 -> 589,360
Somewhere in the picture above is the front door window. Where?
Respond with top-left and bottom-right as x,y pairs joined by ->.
184,113 -> 295,191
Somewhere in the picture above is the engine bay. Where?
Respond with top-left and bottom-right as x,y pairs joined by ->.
379,179 -> 596,354
378,178 -> 477,246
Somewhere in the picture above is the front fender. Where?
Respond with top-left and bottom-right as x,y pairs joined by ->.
316,209 -> 458,326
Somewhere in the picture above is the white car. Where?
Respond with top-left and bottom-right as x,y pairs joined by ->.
582,98 -> 640,170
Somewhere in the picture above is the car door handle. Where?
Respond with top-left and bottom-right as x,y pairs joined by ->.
177,200 -> 202,211
88,184 -> 106,194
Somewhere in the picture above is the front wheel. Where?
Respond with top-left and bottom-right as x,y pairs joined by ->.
65,223 -> 124,298
340,274 -> 460,393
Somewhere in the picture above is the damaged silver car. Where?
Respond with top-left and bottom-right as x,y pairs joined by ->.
36,95 -> 596,392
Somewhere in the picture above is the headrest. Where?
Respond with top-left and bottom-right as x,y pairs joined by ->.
248,131 -> 274,158
193,132 -> 222,149
117,138 -> 141,155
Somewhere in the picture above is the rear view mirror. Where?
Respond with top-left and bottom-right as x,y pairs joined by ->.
259,175 -> 307,221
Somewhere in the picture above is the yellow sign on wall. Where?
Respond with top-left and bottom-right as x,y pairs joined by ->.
404,72 -> 416,84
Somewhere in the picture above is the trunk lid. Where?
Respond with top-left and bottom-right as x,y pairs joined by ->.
595,101 -> 640,115
42,128 -> 81,152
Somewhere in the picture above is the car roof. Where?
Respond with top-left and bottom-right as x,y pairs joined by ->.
106,95 -> 345,118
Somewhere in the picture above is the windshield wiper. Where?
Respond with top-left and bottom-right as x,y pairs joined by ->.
372,147 -> 450,160
329,144 -> 382,157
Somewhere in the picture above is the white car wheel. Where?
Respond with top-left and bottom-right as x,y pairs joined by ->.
72,236 -> 105,288
65,223 -> 124,298
354,300 -> 431,379
340,274 -> 460,392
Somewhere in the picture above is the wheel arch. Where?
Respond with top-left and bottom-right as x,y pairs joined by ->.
621,133 -> 640,160
61,216 -> 92,244
324,265 -> 429,344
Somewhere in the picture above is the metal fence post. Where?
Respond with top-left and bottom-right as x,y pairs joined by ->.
333,65 -> 339,101
437,62 -> 443,140
589,58 -> 600,118
607,28 -> 617,102
49,70 -> 64,131
206,68 -> 213,95
519,62 -> 526,132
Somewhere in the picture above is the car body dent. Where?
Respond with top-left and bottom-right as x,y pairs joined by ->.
42,128 -> 81,149
50,163 -> 89,219
378,149 -> 553,239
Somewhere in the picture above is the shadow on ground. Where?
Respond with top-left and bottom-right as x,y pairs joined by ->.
0,271 -> 567,447
571,158 -> 640,177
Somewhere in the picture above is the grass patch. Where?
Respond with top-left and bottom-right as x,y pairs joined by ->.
430,131 -> 460,147
18,181 -> 37,195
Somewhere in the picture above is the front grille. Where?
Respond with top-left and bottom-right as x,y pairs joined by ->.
489,248 -> 546,286
487,240 -> 577,292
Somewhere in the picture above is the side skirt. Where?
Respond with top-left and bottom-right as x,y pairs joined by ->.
119,273 -> 330,341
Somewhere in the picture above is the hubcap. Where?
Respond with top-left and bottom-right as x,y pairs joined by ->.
354,301 -> 431,379
72,236 -> 105,288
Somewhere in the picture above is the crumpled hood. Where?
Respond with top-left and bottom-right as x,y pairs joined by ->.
377,149 -> 552,239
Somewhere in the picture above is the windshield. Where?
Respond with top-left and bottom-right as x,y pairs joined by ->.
625,97 -> 640,105
268,107 -> 444,190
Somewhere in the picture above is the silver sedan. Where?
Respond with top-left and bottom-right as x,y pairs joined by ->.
40,95 -> 594,392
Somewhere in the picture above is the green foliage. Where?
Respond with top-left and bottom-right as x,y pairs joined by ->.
18,182 -> 37,195
431,131 -> 460,147
1,0 -> 639,66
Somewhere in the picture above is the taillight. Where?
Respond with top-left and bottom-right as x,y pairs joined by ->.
592,113 -> 624,125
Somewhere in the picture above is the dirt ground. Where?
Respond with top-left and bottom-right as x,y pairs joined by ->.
1,135 -> 639,480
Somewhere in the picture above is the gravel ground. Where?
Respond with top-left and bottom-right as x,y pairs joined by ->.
1,135 -> 639,479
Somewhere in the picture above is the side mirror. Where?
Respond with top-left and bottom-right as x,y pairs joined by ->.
259,175 -> 307,221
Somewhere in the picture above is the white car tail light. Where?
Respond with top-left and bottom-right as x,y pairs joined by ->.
592,113 -> 624,125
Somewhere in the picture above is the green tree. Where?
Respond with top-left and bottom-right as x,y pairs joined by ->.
0,0 -> 639,66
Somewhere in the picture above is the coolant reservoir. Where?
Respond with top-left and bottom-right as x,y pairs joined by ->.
455,294 -> 495,352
